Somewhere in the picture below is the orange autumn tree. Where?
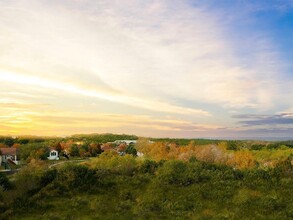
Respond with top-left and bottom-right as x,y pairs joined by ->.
136,139 -> 230,163
227,151 -> 256,169
136,139 -> 257,170
135,138 -> 152,155
148,142 -> 169,161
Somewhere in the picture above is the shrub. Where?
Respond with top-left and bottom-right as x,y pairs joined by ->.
157,160 -> 193,186
40,169 -> 57,187
0,173 -> 13,191
138,159 -> 158,174
19,143 -> 50,161
56,164 -> 96,190
89,153 -> 137,175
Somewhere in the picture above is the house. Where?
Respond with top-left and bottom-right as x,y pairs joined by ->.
101,144 -> 114,152
47,149 -> 59,160
0,147 -> 19,165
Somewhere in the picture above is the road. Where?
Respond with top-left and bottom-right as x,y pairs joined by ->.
48,159 -> 89,168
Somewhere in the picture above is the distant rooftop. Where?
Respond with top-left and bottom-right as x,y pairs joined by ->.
0,147 -> 18,155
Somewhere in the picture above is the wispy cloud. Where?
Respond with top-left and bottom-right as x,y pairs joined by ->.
0,0 -> 292,137
234,113 -> 293,126
0,70 -> 209,116
0,0 -> 286,109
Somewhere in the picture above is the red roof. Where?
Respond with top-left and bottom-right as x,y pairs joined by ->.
101,145 -> 114,151
0,147 -> 18,155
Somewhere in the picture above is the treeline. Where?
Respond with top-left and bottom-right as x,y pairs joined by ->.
0,136 -> 61,147
68,133 -> 138,143
150,138 -> 221,146
225,140 -> 293,151
2,134 -> 292,149
1,135 -> 292,169
0,153 -> 292,219
0,134 -> 138,147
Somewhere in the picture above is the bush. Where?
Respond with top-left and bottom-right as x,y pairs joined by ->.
19,143 -> 50,161
0,173 -> 13,191
89,153 -> 137,175
138,159 -> 158,174
56,164 -> 97,190
40,169 -> 57,187
157,160 -> 193,186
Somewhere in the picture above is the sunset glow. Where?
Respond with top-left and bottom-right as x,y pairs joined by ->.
1,0 -> 293,138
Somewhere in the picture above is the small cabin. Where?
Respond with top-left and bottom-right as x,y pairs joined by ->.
47,149 -> 59,160
0,147 -> 19,165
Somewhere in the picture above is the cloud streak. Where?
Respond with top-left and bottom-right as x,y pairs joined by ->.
0,0 -> 292,137
234,113 -> 293,126
0,0 -> 286,109
0,70 -> 209,116
0,109 -> 221,136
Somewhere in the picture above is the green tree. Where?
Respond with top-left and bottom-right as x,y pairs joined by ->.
70,145 -> 79,157
3,137 -> 14,147
125,145 -> 137,156
227,141 -> 239,150
19,143 -> 50,161
17,138 -> 29,145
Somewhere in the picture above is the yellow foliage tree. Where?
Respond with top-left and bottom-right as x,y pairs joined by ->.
227,151 -> 256,169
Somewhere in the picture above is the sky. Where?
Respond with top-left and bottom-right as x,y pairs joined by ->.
0,0 -> 293,139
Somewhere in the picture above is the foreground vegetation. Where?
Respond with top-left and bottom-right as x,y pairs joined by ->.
0,152 -> 292,219
0,134 -> 292,219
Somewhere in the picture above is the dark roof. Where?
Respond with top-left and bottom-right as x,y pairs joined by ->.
0,147 -> 18,155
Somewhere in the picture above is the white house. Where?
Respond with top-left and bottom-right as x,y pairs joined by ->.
47,149 -> 59,160
0,147 -> 19,165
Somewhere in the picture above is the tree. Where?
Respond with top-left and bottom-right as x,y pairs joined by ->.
19,143 -> 49,161
12,143 -> 21,148
125,145 -> 137,156
33,147 -> 50,160
0,143 -> 8,148
227,151 -> 256,169
17,138 -> 29,145
3,137 -> 14,147
227,141 -> 239,151
139,159 -> 158,174
70,145 -> 79,157
136,138 -> 152,153
79,148 -> 86,157
89,143 -> 102,156
52,142 -> 62,153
